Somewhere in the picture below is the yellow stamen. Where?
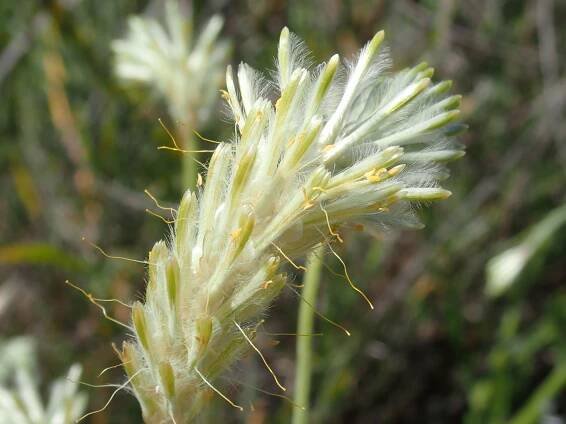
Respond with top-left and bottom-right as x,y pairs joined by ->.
195,367 -> 244,411
234,320 -> 287,392
327,243 -> 374,309
77,370 -> 142,422
65,280 -> 132,330
145,209 -> 175,224
82,237 -> 151,265
286,284 -> 351,336
271,243 -> 307,271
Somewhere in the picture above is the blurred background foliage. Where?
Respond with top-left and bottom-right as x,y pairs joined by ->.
1,0 -> 565,423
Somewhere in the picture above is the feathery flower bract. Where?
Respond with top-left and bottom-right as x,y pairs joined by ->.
118,28 -> 465,422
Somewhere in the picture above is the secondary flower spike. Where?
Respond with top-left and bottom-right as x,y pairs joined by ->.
119,27 -> 465,422
112,0 -> 229,126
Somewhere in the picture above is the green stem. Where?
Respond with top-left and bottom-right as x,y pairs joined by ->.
509,361 -> 566,424
293,246 -> 324,424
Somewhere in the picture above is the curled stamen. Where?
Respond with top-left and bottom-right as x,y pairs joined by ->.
76,370 -> 142,422
98,361 -> 132,378
68,378 -> 122,389
220,377 -> 306,410
145,208 -> 176,224
195,368 -> 243,411
263,332 -> 323,337
193,128 -> 222,144
271,243 -> 307,271
158,117 -> 181,150
234,320 -> 287,392
286,284 -> 351,336
65,280 -> 133,331
320,203 -> 343,243
327,242 -> 374,310
81,237 -> 151,265
144,189 -> 176,215
157,146 -> 216,153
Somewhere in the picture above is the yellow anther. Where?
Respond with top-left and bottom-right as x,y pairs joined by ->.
302,187 -> 315,209
220,89 -> 230,101
353,223 -> 365,232
230,227 -> 242,240
387,164 -> 406,177
262,280 -> 273,289
365,167 -> 388,182
286,135 -> 298,147
312,186 -> 328,193
195,316 -> 213,353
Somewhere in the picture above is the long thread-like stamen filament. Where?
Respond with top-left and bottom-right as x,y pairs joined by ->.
286,284 -> 351,336
82,237 -> 151,265
77,370 -> 142,422
234,320 -> 287,392
65,280 -> 133,331
195,368 -> 244,411
327,242 -> 374,309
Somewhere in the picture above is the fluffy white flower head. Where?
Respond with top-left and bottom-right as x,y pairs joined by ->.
119,28 -> 465,422
112,1 -> 230,124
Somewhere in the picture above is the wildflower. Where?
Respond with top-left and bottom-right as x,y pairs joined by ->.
0,337 -> 87,424
112,0 -> 229,127
119,28 -> 464,422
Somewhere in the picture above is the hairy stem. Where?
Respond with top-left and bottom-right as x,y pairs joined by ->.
293,246 -> 324,424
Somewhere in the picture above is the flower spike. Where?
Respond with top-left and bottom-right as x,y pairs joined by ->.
118,28 -> 464,422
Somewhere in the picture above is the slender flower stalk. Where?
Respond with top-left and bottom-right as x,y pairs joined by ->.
117,27 -> 464,422
112,0 -> 230,187
292,248 -> 324,424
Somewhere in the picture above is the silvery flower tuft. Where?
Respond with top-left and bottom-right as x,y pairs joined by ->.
118,27 -> 465,422
112,1 -> 229,126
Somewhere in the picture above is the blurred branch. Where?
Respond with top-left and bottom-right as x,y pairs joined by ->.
0,13 -> 49,86
536,0 -> 559,84
95,178 -> 174,212
42,24 -> 101,242
397,0 -> 539,62
0,243 -> 85,271
508,360 -> 566,424
432,0 -> 456,64
536,0 -> 566,161
0,0 -> 81,87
